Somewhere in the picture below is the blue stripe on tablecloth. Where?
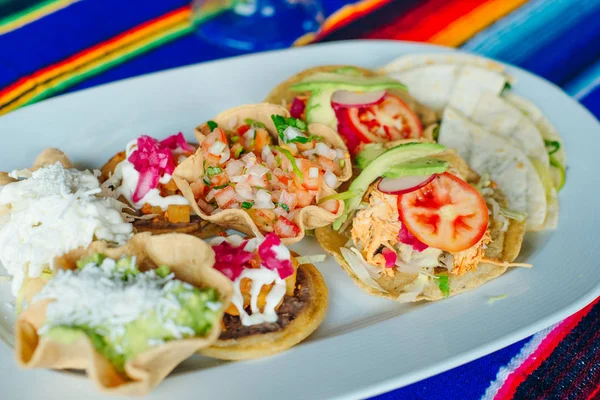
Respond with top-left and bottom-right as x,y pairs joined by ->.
370,339 -> 529,400
579,86 -> 600,119
0,0 -> 189,89
565,58 -> 600,100
461,0 -> 600,83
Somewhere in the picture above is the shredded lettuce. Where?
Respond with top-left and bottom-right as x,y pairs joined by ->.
544,139 -> 560,155
549,155 -> 566,191
499,207 -> 527,222
295,254 -> 327,264
340,247 -> 387,293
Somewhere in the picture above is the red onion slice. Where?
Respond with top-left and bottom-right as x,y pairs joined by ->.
331,90 -> 386,108
377,174 -> 434,195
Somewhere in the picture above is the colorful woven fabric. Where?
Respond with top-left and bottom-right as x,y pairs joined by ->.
0,1 -> 599,398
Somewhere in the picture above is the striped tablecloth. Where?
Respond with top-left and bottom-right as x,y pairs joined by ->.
1,1 -> 599,398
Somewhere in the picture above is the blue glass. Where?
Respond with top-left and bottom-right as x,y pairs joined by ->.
192,0 -> 324,52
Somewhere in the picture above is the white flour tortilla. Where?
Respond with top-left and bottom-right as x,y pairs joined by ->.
438,107 -> 548,231
379,54 -> 511,115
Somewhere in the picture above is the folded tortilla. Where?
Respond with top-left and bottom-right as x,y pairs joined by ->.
438,107 -> 548,230
15,232 -> 232,396
316,150 -> 525,302
173,103 -> 352,244
264,65 -> 438,128
380,53 -> 512,116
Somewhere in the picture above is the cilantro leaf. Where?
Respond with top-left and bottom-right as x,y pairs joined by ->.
270,114 -> 311,143
544,139 -> 560,155
435,274 -> 450,297
207,120 -> 218,131
242,201 -> 254,209
206,166 -> 223,176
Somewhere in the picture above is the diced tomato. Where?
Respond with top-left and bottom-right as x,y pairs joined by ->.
293,158 -> 322,191
190,179 -> 206,199
335,93 -> 422,153
320,199 -> 341,214
274,216 -> 300,238
248,209 -> 276,232
201,127 -> 229,164
397,172 -> 489,252
214,186 -> 236,208
317,155 -> 342,176
237,124 -> 251,135
254,128 -> 272,152
293,188 -> 316,207
210,173 -> 229,187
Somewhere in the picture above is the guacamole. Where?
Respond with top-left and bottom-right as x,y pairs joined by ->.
37,254 -> 222,372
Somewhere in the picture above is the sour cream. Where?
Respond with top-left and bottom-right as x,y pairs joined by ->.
0,163 -> 133,295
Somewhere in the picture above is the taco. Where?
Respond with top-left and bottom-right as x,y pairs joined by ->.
316,141 -> 526,301
200,233 -> 328,360
0,148 -> 133,308
438,107 -> 555,231
379,53 -> 512,116
15,232 -> 232,395
172,103 -> 352,244
100,132 -> 224,238
264,65 -> 437,154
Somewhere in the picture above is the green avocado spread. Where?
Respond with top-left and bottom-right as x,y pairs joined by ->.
37,254 -> 222,372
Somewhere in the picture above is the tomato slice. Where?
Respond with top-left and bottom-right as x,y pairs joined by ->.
337,93 -> 422,151
397,173 -> 489,252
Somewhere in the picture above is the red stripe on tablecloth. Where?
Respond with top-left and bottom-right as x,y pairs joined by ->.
494,297 -> 600,400
364,0 -> 488,41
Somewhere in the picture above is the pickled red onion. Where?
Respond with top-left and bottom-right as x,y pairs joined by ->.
258,233 -> 294,279
212,240 -> 254,281
160,132 -> 195,153
398,223 -> 428,252
382,248 -> 396,268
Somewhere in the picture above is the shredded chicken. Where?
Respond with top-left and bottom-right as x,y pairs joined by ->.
351,186 -> 400,273
450,230 -> 492,275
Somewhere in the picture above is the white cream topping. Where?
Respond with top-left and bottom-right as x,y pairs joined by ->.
0,163 -> 132,295
209,235 -> 290,326
34,258 -> 199,344
106,140 -> 189,211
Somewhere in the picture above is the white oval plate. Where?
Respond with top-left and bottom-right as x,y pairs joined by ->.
0,40 -> 598,400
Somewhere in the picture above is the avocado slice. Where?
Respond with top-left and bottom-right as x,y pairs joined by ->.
355,143 -> 386,169
306,88 -> 337,127
290,72 -> 406,92
383,157 -> 449,178
333,142 -> 447,230
291,72 -> 407,128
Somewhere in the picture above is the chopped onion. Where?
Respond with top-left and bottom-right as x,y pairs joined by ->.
324,170 -> 338,188
309,167 -> 319,179
249,164 -> 269,177
234,182 -> 254,200
378,174 -> 435,195
331,90 -> 386,108
209,141 -> 226,156
316,142 -> 337,160
205,189 -> 217,202
340,247 -> 387,293
283,126 -> 304,142
255,189 -> 275,209
225,159 -> 244,177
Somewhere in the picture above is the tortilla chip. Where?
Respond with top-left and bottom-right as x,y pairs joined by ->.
263,65 -> 438,127
315,150 -> 525,302
174,104 -> 352,245
201,254 -> 328,360
33,148 -> 72,170
15,232 -> 232,396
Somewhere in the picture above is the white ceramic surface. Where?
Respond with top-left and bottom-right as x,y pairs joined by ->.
0,40 -> 598,400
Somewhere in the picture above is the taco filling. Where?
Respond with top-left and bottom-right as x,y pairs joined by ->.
189,117 -> 349,238
102,133 -> 197,225
0,161 -> 132,297
268,66 -> 434,153
204,233 -> 328,359
324,142 -> 527,301
32,253 -> 223,372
